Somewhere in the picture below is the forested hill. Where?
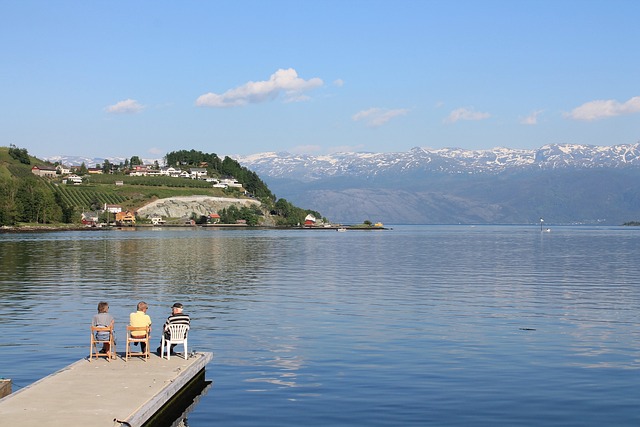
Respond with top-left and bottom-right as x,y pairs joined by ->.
164,149 -> 275,201
0,146 -> 321,227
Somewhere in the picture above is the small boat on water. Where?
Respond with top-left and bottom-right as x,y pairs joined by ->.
337,227 -> 347,232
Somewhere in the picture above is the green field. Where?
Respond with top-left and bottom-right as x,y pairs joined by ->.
45,179 -> 233,212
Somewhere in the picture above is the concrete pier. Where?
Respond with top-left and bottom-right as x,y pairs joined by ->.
0,352 -> 213,427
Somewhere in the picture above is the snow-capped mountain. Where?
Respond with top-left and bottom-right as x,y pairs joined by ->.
235,143 -> 640,225
234,143 -> 640,181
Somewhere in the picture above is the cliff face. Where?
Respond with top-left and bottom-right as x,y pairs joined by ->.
137,196 -> 262,219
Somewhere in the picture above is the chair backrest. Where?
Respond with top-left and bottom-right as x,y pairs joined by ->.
91,325 -> 113,339
127,325 -> 150,338
166,323 -> 189,341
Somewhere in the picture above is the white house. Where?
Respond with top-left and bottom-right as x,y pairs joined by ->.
64,174 -> 83,184
56,165 -> 71,175
218,178 -> 243,188
189,167 -> 208,179
160,166 -> 180,177
104,204 -> 122,214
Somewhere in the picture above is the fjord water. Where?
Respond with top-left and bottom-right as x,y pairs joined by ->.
0,225 -> 638,426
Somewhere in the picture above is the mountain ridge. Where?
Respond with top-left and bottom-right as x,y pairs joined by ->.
234,143 -> 640,181
233,143 -> 640,225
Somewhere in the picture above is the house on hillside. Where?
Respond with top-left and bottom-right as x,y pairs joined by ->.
209,213 -> 220,224
31,165 -> 57,178
63,174 -> 83,185
104,204 -> 122,214
129,165 -> 148,176
115,211 -> 136,225
160,166 -> 180,177
56,164 -> 71,175
219,178 -> 242,188
189,167 -> 208,179
81,211 -> 99,226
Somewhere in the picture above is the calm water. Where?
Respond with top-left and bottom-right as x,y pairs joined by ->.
0,225 -> 639,426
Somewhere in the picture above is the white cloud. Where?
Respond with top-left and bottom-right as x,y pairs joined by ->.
352,107 -> 409,127
196,68 -> 323,108
333,79 -> 344,87
520,110 -> 543,125
105,99 -> 144,114
444,107 -> 490,124
565,96 -> 640,121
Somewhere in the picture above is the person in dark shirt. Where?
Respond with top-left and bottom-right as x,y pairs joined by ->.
156,302 -> 190,355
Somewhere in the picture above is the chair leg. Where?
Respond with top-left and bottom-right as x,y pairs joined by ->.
184,340 -> 188,360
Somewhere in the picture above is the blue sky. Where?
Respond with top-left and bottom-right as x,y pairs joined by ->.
2,1 -> 639,160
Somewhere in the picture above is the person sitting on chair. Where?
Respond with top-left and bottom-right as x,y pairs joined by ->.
129,301 -> 152,353
92,301 -> 115,355
156,302 -> 190,355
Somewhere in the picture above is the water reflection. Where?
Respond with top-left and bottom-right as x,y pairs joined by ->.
1,226 -> 639,426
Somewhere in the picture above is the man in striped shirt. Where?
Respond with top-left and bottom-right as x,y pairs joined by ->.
156,302 -> 190,355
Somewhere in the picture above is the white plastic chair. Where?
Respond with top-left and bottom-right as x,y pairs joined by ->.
161,324 -> 189,360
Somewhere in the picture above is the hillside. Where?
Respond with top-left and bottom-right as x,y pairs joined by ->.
0,146 -> 319,227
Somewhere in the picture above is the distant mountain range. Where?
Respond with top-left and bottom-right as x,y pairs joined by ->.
47,143 -> 640,225
233,143 -> 640,225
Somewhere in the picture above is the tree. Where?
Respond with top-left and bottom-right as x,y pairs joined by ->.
0,177 -> 19,225
8,144 -> 30,165
130,156 -> 143,166
102,159 -> 111,174
15,178 -> 62,223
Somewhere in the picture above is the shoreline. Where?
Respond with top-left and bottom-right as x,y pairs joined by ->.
1,224 -> 388,233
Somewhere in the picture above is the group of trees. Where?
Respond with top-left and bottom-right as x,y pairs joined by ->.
8,144 -> 30,165
217,204 -> 263,226
272,198 -> 323,226
164,149 -> 275,202
73,155 -> 145,175
0,176 -> 73,225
